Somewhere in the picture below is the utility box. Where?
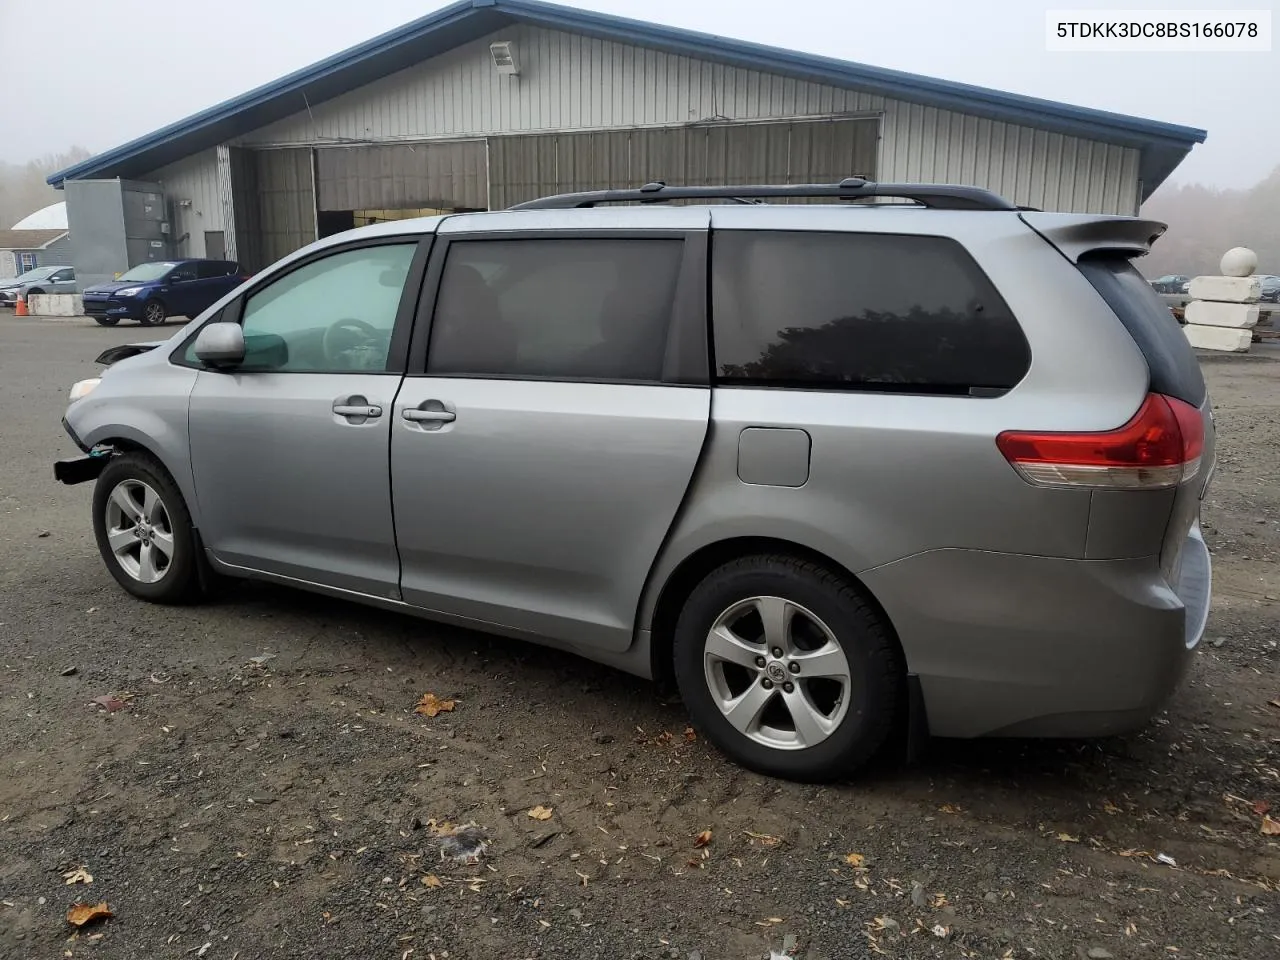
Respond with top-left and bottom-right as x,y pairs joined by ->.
65,179 -> 173,289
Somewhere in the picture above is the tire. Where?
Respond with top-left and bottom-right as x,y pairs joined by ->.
92,452 -> 201,604
93,316 -> 120,326
26,287 -> 44,297
139,299 -> 166,326
673,554 -> 902,782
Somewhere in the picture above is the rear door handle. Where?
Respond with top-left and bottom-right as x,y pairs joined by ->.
402,408 -> 455,423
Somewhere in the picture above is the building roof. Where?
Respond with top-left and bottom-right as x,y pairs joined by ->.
11,201 -> 68,231
0,229 -> 70,251
48,0 -> 1206,199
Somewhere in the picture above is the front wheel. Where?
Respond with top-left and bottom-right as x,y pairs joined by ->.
93,316 -> 120,326
673,554 -> 902,782
139,299 -> 167,325
92,453 -> 201,603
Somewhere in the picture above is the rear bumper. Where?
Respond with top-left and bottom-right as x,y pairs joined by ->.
862,541 -> 1209,739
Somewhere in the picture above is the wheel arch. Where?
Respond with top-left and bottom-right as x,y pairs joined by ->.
644,535 -> 905,689
86,428 -> 201,529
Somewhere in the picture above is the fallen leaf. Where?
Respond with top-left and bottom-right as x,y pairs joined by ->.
844,853 -> 866,867
62,867 -> 93,885
693,830 -> 712,848
1102,800 -> 1122,815
1155,853 -> 1177,867
932,924 -> 951,939
67,902 -> 112,927
1261,816 -> 1280,836
743,830 -> 782,847
248,654 -> 277,666
527,805 -> 554,821
683,726 -> 697,743
414,693 -> 456,718
421,874 -> 442,888
90,695 -> 125,713
1254,800 -> 1272,817
939,804 -> 961,815
1057,833 -> 1080,843
1269,699 -> 1280,709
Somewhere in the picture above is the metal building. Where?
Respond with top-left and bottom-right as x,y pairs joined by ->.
48,0 -> 1206,275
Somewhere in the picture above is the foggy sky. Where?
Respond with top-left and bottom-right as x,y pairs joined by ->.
1,0 -> 1274,189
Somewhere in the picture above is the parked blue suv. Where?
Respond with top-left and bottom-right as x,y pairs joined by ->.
82,259 -> 246,326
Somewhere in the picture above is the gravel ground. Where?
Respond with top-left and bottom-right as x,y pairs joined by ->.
1,314 -> 1277,960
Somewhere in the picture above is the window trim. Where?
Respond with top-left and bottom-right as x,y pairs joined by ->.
169,234 -> 433,374
404,229 -> 709,387
708,228 -> 1031,398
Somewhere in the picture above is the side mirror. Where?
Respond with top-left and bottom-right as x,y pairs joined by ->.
192,323 -> 245,369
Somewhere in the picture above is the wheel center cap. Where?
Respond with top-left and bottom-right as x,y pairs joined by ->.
765,661 -> 788,683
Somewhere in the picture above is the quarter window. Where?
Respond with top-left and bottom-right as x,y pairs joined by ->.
426,238 -> 684,382
236,243 -> 416,373
711,231 -> 1030,394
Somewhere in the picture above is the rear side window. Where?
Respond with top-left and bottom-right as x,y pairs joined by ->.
197,260 -> 232,279
711,231 -> 1030,395
1077,257 -> 1206,406
427,238 -> 683,382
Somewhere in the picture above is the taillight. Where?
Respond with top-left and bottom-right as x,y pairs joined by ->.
996,393 -> 1204,490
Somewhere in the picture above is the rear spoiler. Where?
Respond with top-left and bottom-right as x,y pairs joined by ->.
1018,212 -> 1167,264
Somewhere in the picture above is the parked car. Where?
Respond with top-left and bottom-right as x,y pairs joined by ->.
54,179 -> 1215,782
1256,275 -> 1280,303
1150,274 -> 1192,294
80,259 -> 246,326
0,265 -> 76,306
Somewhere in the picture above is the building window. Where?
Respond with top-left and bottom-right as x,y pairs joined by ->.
19,253 -> 36,272
711,231 -> 1031,395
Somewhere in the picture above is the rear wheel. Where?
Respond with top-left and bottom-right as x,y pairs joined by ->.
673,554 -> 902,782
92,453 -> 201,604
93,316 -> 120,326
140,300 -> 166,325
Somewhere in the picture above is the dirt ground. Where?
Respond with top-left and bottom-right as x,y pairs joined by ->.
1,315 -> 1277,960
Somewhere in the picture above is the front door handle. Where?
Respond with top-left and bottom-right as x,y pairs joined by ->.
333,395 -> 382,420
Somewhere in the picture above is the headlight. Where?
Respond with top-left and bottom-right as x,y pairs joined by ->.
115,287 -> 143,297
69,378 -> 101,402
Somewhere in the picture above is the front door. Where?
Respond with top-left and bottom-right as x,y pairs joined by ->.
391,228 -> 711,651
186,238 -> 424,597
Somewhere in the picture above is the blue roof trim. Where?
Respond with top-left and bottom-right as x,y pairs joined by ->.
49,0 -> 1206,198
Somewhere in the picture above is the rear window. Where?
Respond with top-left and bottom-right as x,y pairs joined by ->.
197,260 -> 235,279
1077,257 -> 1206,406
711,231 -> 1030,395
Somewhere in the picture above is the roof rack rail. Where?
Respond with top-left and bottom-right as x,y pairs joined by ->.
508,178 -> 1018,211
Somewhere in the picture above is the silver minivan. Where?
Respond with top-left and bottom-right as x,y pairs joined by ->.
56,180 -> 1215,781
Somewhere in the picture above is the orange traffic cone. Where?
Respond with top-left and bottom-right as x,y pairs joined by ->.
14,294 -> 27,317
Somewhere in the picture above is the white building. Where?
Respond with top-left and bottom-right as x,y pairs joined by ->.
49,0 -> 1205,276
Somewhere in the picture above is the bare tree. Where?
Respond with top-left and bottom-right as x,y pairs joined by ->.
0,147 -> 92,228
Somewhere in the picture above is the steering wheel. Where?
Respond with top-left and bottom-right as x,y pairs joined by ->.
322,317 -> 381,367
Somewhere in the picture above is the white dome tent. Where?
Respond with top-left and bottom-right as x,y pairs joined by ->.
11,201 -> 69,231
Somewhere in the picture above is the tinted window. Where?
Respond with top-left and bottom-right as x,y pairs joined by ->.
197,260 -> 232,279
169,264 -> 197,282
1078,257 -> 1206,406
238,243 -> 416,372
711,231 -> 1029,394
427,238 -> 683,382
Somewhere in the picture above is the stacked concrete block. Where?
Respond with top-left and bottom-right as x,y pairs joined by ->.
1182,247 -> 1260,353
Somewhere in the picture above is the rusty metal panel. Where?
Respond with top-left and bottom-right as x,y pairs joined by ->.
254,148 -> 316,268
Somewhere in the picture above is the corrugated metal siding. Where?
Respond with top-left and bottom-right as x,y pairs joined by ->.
255,149 -> 316,267
150,150 -> 223,258
489,118 -> 878,208
237,23 -> 1139,215
315,142 -> 487,211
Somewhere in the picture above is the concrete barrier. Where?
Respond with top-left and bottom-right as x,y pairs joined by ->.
26,294 -> 84,316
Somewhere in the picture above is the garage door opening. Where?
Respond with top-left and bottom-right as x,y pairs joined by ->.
317,205 -> 485,240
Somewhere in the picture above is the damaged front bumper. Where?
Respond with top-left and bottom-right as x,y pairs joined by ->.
55,417 -> 113,485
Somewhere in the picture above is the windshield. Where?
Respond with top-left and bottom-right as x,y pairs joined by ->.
116,262 -> 177,283
12,266 -> 56,282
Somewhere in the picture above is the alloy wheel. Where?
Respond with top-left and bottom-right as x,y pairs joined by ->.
702,595 -> 852,751
103,479 -> 175,583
